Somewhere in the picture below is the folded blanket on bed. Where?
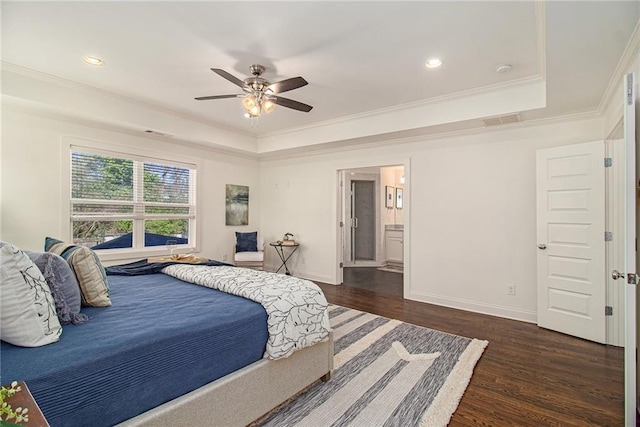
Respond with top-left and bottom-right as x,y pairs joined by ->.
162,265 -> 330,360
105,259 -> 231,276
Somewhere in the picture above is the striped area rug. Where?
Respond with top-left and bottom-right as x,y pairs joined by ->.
259,305 -> 488,427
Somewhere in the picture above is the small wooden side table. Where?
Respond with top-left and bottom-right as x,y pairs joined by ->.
1,381 -> 49,427
270,242 -> 300,275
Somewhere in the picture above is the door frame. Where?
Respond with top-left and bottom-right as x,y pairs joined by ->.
605,135 -> 626,347
622,71 -> 637,426
335,160 -> 411,295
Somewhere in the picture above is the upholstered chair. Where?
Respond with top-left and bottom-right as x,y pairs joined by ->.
233,231 -> 264,270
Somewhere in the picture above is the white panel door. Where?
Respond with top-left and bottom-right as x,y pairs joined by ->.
536,141 -> 606,343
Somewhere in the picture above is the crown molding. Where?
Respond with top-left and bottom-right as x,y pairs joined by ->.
535,1 -> 547,80
1,97 -> 260,161
0,61 -> 255,139
3,79 -> 602,164
258,109 -> 602,162
258,75 -> 546,141
598,18 -> 640,116
2,60 -> 551,152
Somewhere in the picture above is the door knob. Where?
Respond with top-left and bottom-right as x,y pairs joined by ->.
537,244 -> 547,250
612,270 -> 624,280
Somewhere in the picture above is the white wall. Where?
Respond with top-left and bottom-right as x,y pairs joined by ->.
260,117 -> 604,322
0,107 -> 261,263
0,101 -> 607,322
380,166 -> 404,226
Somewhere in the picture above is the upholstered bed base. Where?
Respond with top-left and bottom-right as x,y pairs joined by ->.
117,331 -> 334,427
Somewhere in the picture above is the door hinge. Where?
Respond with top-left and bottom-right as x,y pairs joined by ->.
604,157 -> 612,168
605,306 -> 613,316
339,262 -> 344,268
339,221 -> 344,227
628,273 -> 638,285
627,73 -> 633,106
604,231 -> 613,242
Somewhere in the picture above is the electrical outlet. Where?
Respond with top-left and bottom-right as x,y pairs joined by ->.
221,253 -> 228,261
507,284 -> 516,296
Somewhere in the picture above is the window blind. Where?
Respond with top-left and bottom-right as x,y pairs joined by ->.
70,149 -> 197,250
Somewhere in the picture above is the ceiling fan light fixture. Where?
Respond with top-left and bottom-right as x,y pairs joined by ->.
242,95 -> 257,110
242,95 -> 262,116
263,99 -> 275,114
249,104 -> 261,116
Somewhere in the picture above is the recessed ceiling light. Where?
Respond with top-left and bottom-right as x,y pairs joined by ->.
425,58 -> 443,69
83,56 -> 104,66
495,64 -> 512,73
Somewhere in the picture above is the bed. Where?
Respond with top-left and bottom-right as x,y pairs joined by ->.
1,262 -> 333,427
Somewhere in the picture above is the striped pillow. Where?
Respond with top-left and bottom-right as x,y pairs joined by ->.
45,237 -> 111,307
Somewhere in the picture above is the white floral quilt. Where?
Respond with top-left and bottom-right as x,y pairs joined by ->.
161,265 -> 331,359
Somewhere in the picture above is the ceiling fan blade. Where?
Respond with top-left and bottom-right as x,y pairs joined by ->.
194,94 -> 243,101
211,68 -> 246,88
271,95 -> 313,112
267,77 -> 308,94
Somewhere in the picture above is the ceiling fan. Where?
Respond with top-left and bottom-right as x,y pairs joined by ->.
195,64 -> 313,117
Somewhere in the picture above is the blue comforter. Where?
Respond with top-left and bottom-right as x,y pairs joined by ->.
0,272 -> 268,427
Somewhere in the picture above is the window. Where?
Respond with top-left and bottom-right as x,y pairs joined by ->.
70,148 -> 197,252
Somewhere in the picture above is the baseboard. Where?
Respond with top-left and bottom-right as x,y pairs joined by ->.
262,263 -> 335,285
296,271 -> 336,284
343,262 -> 382,268
382,261 -> 403,269
407,290 -> 537,324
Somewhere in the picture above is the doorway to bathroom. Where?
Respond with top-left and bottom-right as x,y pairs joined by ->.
338,165 -> 405,295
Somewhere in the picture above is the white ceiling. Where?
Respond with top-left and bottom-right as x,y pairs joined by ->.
2,1 -> 639,142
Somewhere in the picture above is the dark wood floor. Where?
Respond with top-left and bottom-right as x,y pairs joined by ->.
342,267 -> 404,297
317,268 -> 625,426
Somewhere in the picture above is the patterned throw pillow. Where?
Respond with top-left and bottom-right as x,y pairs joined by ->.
236,231 -> 258,252
44,237 -> 111,307
0,243 -> 62,347
25,251 -> 88,325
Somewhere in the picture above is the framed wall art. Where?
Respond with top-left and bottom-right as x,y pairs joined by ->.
396,187 -> 403,209
225,184 -> 249,225
385,186 -> 395,208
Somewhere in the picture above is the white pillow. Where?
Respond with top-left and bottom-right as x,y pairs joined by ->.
0,243 -> 62,347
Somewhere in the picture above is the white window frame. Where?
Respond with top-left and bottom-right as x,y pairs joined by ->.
62,137 -> 200,262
